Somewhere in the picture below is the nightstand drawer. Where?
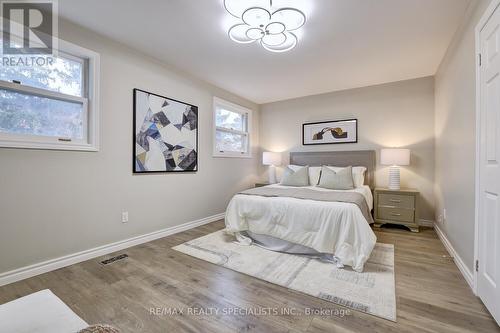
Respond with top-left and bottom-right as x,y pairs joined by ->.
378,193 -> 415,209
377,207 -> 415,223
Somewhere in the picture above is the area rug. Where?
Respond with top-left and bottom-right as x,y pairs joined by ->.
173,230 -> 396,321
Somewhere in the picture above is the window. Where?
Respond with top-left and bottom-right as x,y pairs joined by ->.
213,97 -> 252,158
0,38 -> 100,151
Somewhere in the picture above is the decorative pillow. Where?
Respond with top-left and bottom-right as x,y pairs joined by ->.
288,165 -> 321,185
325,166 -> 366,187
281,166 -> 310,186
318,166 -> 354,190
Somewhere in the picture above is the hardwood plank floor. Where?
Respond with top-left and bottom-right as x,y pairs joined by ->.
0,221 -> 498,333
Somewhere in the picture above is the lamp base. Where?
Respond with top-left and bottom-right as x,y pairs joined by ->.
268,165 -> 277,184
388,165 -> 401,190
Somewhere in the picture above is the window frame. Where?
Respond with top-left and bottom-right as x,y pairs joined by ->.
0,38 -> 100,151
213,97 -> 252,158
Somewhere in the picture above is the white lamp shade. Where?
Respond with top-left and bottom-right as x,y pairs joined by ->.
381,148 -> 410,166
263,152 -> 282,166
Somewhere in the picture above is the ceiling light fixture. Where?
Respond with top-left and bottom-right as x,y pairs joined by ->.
224,0 -> 306,53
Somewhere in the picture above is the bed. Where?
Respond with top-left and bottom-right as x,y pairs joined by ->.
225,150 -> 377,272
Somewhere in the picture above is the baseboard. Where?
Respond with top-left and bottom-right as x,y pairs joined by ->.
419,219 -> 435,227
0,212 -> 225,287
434,223 -> 474,291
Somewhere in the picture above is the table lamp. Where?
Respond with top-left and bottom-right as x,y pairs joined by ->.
381,148 -> 410,190
263,152 -> 282,184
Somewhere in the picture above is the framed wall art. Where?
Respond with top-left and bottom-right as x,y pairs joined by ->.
133,89 -> 198,173
302,119 -> 358,145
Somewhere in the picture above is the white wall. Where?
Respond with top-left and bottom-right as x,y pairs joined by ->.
434,0 -> 491,271
260,77 -> 436,221
0,20 -> 260,274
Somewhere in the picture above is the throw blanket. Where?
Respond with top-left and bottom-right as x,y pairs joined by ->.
79,325 -> 120,333
239,187 -> 374,224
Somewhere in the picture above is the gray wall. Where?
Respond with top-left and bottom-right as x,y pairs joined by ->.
434,0 -> 491,271
260,77 -> 436,221
1,1 -> 487,276
0,20 -> 260,274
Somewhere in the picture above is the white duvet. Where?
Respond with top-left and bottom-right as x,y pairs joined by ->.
225,184 -> 377,272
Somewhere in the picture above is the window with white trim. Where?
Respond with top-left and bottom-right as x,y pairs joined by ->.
0,38 -> 100,151
213,97 -> 251,158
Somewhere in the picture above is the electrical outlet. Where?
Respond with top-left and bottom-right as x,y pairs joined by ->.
122,211 -> 129,223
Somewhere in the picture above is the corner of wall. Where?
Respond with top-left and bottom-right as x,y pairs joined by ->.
433,0 -> 492,273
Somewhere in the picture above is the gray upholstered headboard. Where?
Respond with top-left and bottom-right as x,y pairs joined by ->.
289,150 -> 376,189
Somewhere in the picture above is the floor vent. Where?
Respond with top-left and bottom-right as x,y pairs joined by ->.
100,254 -> 128,265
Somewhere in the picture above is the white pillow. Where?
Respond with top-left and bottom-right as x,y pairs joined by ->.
324,166 -> 366,188
288,165 -> 322,185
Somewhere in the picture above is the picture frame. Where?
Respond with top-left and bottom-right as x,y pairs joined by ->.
302,119 -> 358,145
133,88 -> 198,173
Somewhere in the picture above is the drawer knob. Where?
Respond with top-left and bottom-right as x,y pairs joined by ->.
389,199 -> 401,203
390,213 -> 402,216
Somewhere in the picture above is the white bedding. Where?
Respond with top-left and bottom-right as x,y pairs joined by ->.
225,184 -> 377,272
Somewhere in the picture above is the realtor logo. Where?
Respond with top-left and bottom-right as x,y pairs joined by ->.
1,0 -> 57,55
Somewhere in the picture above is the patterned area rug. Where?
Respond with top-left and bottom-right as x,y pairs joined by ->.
173,230 -> 396,321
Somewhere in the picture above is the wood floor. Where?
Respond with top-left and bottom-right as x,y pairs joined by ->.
0,221 -> 498,333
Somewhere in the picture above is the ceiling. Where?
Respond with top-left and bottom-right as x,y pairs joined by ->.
59,0 -> 472,104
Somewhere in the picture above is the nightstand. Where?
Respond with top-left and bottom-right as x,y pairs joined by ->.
255,182 -> 270,188
374,188 -> 420,232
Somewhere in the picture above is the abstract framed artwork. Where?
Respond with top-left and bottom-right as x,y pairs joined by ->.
133,89 -> 198,173
302,119 -> 358,145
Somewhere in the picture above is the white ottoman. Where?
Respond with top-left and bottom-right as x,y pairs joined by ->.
0,289 -> 88,333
